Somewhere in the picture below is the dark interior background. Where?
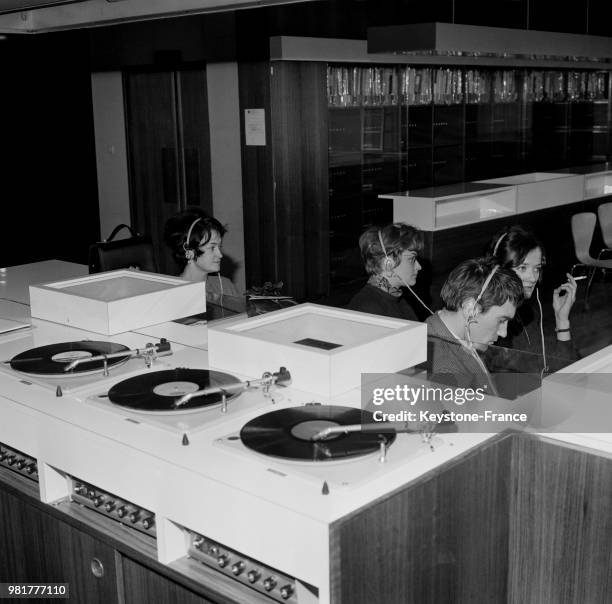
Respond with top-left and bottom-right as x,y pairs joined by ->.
1,0 -> 612,269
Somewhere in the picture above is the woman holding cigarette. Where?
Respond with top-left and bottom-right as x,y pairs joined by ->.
487,225 -> 579,374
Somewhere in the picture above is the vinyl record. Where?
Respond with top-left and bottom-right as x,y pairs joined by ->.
108,369 -> 241,412
10,341 -> 131,376
240,405 -> 396,462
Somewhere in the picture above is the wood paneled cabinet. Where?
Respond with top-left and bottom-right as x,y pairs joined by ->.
0,488 -> 119,604
121,558 -> 217,604
2,432 -> 610,604
330,432 -> 612,603
0,483 -> 224,604
124,67 -> 213,275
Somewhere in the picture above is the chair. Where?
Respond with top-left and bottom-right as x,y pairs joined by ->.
570,212 -> 612,309
597,201 -> 612,257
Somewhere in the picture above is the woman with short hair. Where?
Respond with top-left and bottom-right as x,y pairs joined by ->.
164,208 -> 239,310
348,222 -> 426,320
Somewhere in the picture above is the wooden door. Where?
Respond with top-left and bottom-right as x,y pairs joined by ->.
124,68 -> 212,275
121,557 -> 217,604
0,488 -> 119,604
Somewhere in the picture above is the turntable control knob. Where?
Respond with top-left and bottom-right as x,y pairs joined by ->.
16,458 -> 27,470
25,463 -> 36,475
104,501 -> 115,513
88,489 -> 96,498
231,561 -> 245,576
280,584 -> 294,599
128,511 -> 139,523
93,495 -> 105,508
117,506 -> 127,518
6,455 -> 16,466
263,577 -> 277,592
142,516 -> 154,530
209,545 -> 219,555
193,537 -> 204,549
217,554 -> 229,568
0,450 -> 6,461
247,570 -> 261,584
74,485 -> 87,495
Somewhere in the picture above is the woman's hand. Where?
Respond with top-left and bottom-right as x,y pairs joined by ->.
552,273 -> 577,324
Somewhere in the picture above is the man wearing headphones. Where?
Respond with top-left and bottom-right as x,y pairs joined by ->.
425,257 -> 524,392
348,223 -> 430,320
163,208 -> 239,315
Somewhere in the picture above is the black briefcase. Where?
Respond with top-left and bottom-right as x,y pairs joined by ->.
88,224 -> 157,274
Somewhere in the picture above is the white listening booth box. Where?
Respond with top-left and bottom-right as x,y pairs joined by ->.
207,303 -> 426,398
29,270 -> 205,335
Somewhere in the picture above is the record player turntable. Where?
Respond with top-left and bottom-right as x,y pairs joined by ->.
106,366 -> 291,414
215,402 -> 442,492
239,405 -> 397,462
83,361 -> 295,435
0,336 -> 175,395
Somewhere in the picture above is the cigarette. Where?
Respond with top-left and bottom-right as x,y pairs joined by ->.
573,275 -> 587,281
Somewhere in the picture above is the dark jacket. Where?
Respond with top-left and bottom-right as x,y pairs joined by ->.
424,313 -> 497,392
348,284 -> 419,321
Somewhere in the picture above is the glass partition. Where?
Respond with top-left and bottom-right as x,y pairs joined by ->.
416,333 -> 572,400
326,64 -> 611,288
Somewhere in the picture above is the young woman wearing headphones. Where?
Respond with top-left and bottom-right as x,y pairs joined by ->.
487,225 -> 579,374
348,223 -> 432,320
163,209 -> 239,312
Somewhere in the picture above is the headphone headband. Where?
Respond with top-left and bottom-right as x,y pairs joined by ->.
475,265 -> 499,305
492,232 -> 508,256
183,217 -> 202,252
377,229 -> 395,272
377,229 -> 387,257
182,217 -> 203,262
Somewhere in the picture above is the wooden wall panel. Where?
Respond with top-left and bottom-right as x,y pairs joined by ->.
239,61 -> 328,300
299,63 -> 330,300
509,436 -> 612,603
331,433 -> 612,603
238,61 -> 276,290
270,61 -> 329,300
270,63 -> 305,297
330,435 -> 513,604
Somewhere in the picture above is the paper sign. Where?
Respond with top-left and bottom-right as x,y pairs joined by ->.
245,108 -> 266,146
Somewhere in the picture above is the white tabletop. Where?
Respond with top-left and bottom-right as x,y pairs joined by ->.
0,259 -> 87,305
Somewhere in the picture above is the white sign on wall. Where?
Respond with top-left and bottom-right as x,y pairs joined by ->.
244,108 -> 266,146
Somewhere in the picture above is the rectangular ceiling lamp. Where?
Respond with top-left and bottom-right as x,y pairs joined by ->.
0,0 -> 80,13
368,22 -> 612,62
